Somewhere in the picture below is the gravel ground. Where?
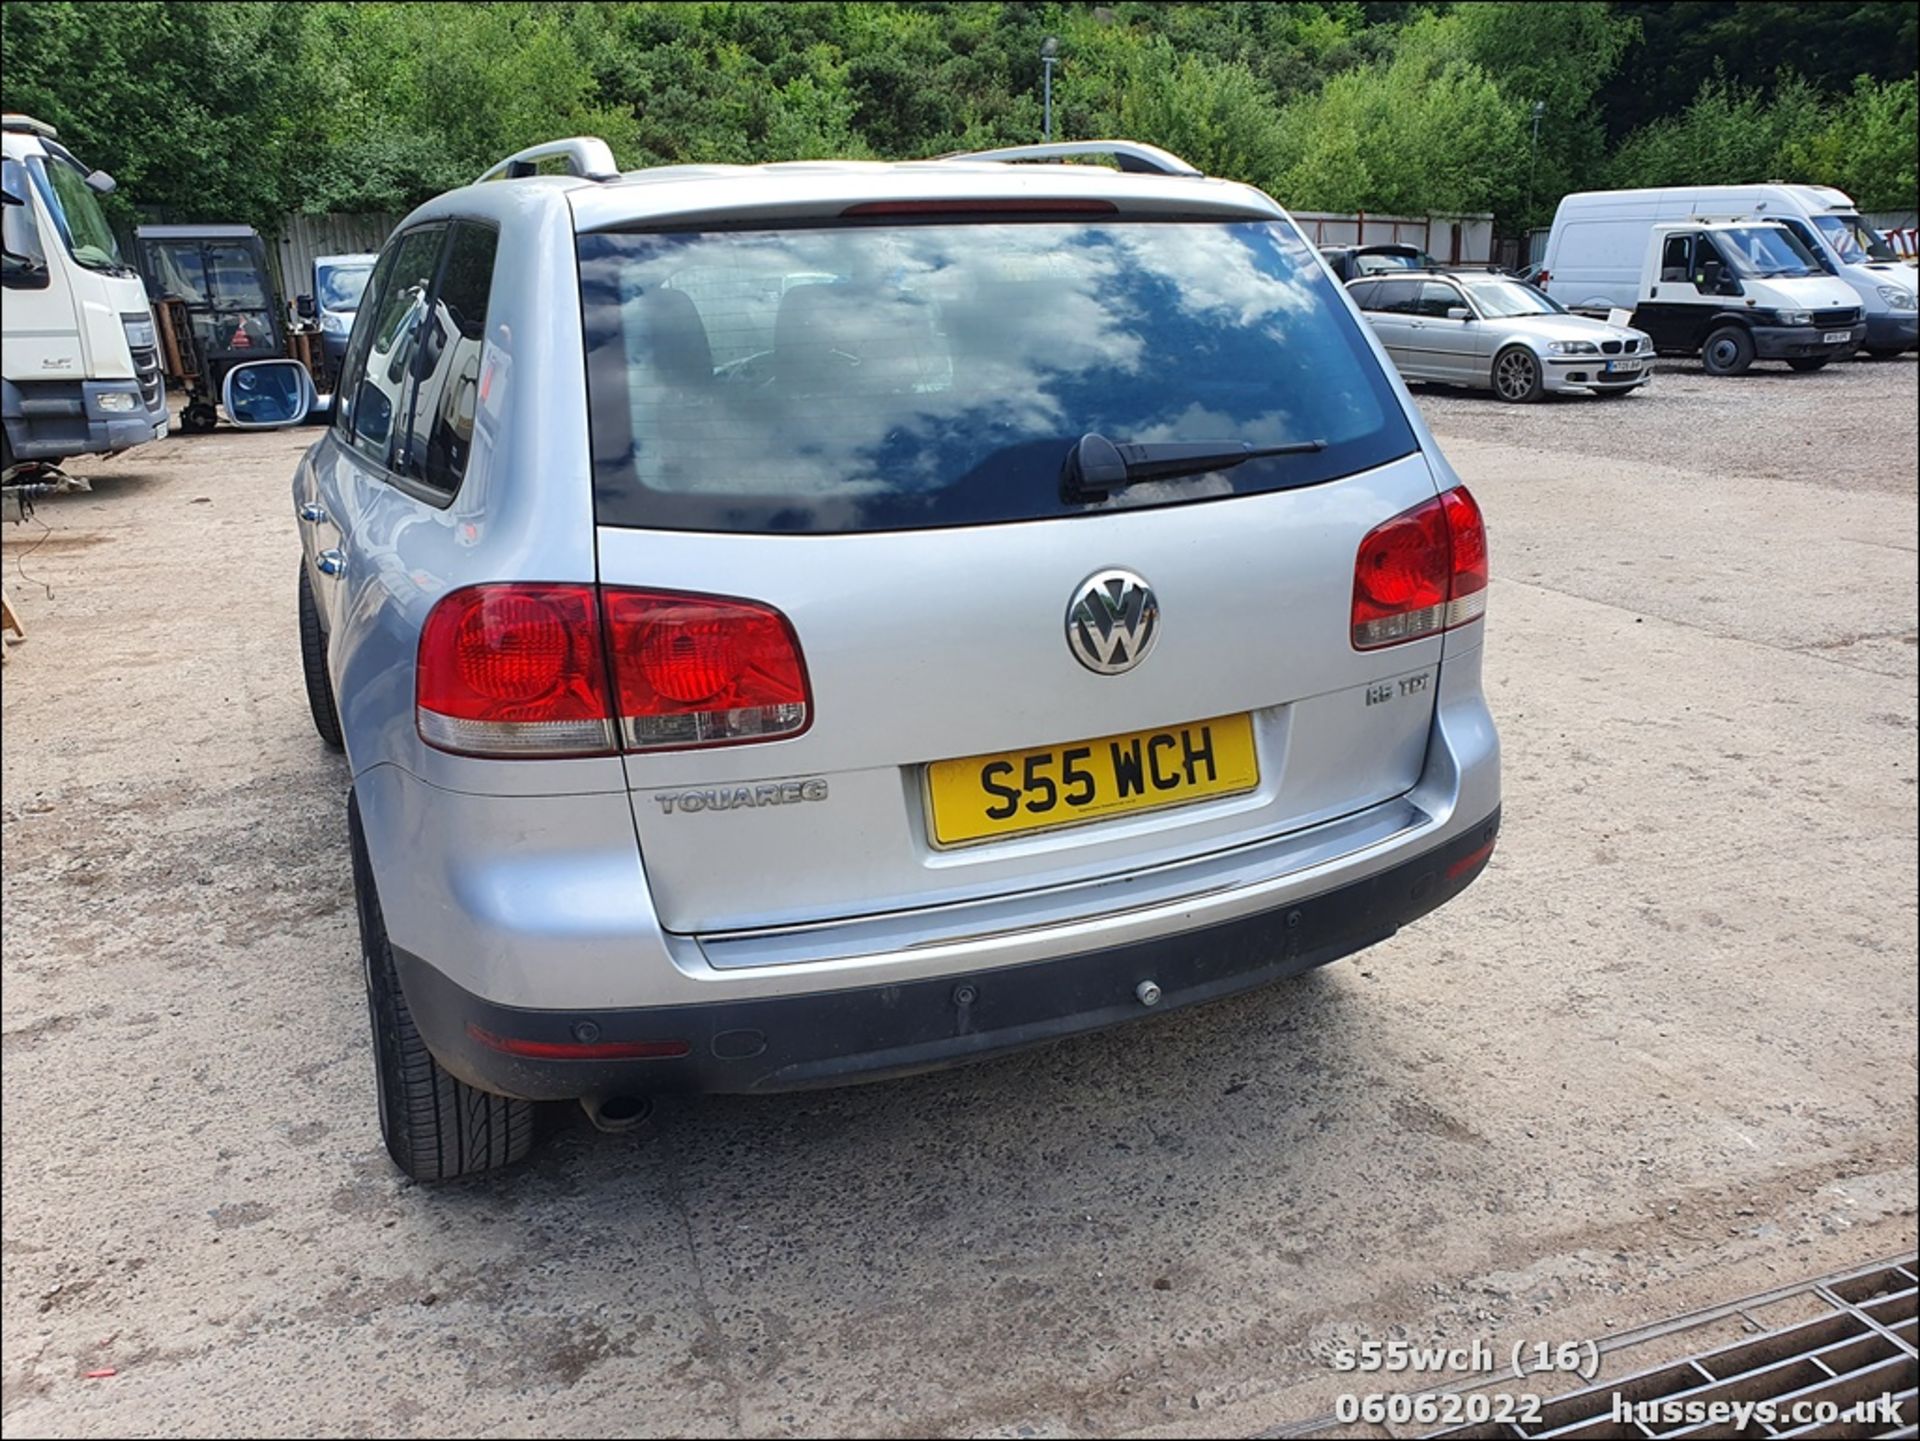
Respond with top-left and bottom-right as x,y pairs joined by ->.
1,366 -> 1915,1437
1410,351 -> 1919,496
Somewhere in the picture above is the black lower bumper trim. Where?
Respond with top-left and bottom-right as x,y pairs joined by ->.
1864,314 -> 1918,353
395,807 -> 1502,1100
1751,323 -> 1866,359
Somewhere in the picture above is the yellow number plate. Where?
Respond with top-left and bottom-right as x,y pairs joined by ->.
925,714 -> 1259,847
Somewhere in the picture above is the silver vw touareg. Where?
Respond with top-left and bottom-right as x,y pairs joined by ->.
281,136 -> 1501,1180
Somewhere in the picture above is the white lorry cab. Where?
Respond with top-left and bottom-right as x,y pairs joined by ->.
1544,185 -> 1917,358
2,114 -> 168,472
1543,209 -> 1866,375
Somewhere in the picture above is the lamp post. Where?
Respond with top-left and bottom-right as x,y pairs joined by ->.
1525,100 -> 1546,225
1041,37 -> 1059,142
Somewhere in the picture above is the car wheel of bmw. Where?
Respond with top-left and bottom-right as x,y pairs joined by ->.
1493,346 -> 1543,403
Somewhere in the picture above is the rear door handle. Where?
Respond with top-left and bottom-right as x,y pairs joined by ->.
299,502 -> 328,524
315,548 -> 346,577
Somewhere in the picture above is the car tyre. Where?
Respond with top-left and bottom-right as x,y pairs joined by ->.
1492,346 -> 1544,403
181,401 -> 218,434
1701,326 -> 1756,376
1786,356 -> 1830,372
297,560 -> 345,751
352,799 -> 538,1182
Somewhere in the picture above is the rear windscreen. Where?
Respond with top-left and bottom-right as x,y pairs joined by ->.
579,220 -> 1416,534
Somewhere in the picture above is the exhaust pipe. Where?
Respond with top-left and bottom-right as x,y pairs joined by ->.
581,1094 -> 653,1134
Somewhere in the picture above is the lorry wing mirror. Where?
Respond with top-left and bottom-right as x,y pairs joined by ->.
295,293 -> 318,321
222,358 -> 314,429
83,169 -> 117,196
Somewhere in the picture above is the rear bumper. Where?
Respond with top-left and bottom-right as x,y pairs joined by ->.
397,805 -> 1501,1100
356,629 -> 1499,1078
1751,323 -> 1865,359
1863,313 -> 1918,352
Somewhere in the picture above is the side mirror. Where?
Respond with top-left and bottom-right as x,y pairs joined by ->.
1446,306 -> 1472,321
222,358 -> 314,428
84,169 -> 116,196
294,293 -> 318,321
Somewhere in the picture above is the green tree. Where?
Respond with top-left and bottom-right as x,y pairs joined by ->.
1777,75 -> 1919,211
0,0 -> 314,228
1113,45 -> 1288,186
1605,1 -> 1919,143
1273,14 -> 1526,217
1452,1 -> 1639,222
2,0 -> 1912,233
1603,69 -> 1849,196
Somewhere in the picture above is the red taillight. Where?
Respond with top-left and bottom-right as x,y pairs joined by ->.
1442,487 -> 1489,599
603,589 -> 811,750
416,584 -> 810,757
1351,486 -> 1489,649
417,584 -> 616,756
1535,269 -> 1550,291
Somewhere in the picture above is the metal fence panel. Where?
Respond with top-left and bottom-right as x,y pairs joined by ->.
268,211 -> 403,301
1290,210 -> 1496,264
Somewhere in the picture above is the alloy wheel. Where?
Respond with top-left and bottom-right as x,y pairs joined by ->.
1495,350 -> 1537,401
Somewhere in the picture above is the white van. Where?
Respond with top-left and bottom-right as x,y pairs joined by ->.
1544,185 -> 1917,356
1,114 -> 169,472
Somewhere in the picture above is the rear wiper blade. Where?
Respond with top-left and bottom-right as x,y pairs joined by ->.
1063,431 -> 1327,500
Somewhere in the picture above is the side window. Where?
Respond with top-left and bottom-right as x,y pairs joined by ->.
1347,280 -> 1380,310
1418,282 -> 1463,318
1779,219 -> 1828,268
149,242 -> 210,304
1692,234 -> 1727,284
333,243 -> 400,448
1,158 -> 49,290
1660,235 -> 1692,283
1372,279 -> 1421,315
402,222 -> 498,497
343,226 -> 445,469
204,244 -> 267,309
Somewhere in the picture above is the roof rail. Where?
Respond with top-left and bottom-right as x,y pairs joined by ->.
934,139 -> 1200,177
476,136 -> 618,185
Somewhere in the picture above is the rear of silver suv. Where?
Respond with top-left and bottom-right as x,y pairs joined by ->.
290,138 -> 1501,1180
